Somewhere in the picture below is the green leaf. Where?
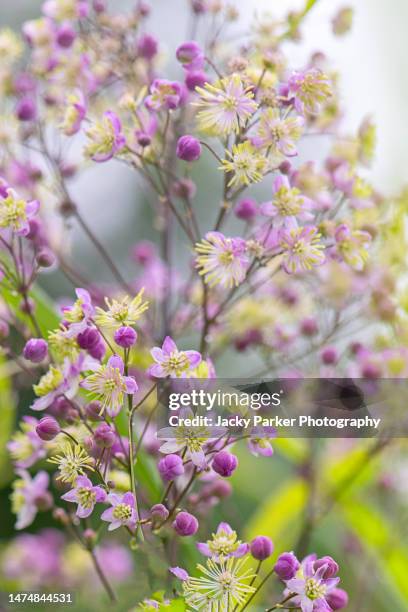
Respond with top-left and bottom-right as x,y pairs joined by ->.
162,599 -> 186,611
0,353 -> 15,486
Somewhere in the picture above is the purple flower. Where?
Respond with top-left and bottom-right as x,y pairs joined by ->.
84,111 -> 126,162
195,231 -> 249,289
313,556 -> 339,579
60,91 -> 86,136
176,41 -> 204,71
260,175 -> 313,231
176,135 -> 202,161
114,326 -> 137,348
288,69 -> 332,115
173,511 -> 199,536
249,536 -> 274,560
197,522 -> 248,559
248,426 -> 276,457
61,475 -> 106,518
286,554 -> 340,612
280,226 -> 325,274
158,454 -> 185,481
36,416 -> 60,441
7,416 -> 46,468
56,23 -> 76,48
0,188 -> 39,236
274,552 -> 300,580
137,34 -> 158,59
61,288 -> 95,338
101,491 -> 137,531
149,336 -> 201,378
212,451 -> 238,477
23,338 -> 48,363
185,70 -> 208,91
94,423 -> 116,448
170,566 -> 190,581
145,79 -> 183,111
77,327 -> 100,350
11,469 -> 51,530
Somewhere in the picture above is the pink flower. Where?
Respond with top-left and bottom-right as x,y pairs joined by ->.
149,336 -> 201,378
61,288 -> 95,338
288,69 -> 332,115
197,522 -> 249,559
11,469 -> 51,530
248,426 -> 276,457
145,79 -> 183,111
0,188 -> 39,236
195,231 -> 249,288
285,554 -> 340,612
261,175 -> 313,230
7,416 -> 46,468
100,491 -> 137,531
84,111 -> 126,162
280,226 -> 325,274
61,475 -> 106,518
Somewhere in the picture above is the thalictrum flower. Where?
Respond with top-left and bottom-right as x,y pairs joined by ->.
145,79 -> 183,111
61,475 -> 106,518
101,491 -> 137,531
280,226 -> 325,274
0,188 -> 39,236
149,336 -> 201,378
60,90 -> 86,136
42,0 -> 89,21
61,288 -> 95,338
334,224 -> 371,270
252,107 -> 304,156
220,141 -> 267,187
197,522 -> 249,560
260,175 -> 314,230
84,111 -> 126,162
81,355 -> 138,417
195,231 -> 249,288
288,69 -> 332,115
285,555 -> 340,612
7,417 -> 46,468
48,443 -> 94,483
94,290 -> 148,329
195,75 -> 258,134
10,469 -> 50,530
248,426 -> 276,457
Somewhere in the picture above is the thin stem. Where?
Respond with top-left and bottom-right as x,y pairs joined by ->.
265,593 -> 297,611
89,548 -> 118,603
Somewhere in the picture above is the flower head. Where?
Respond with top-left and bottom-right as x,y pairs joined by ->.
195,75 -> 257,134
11,469 -> 50,530
49,443 -> 94,483
197,522 -> 248,560
81,355 -> 138,417
61,288 -> 95,337
248,425 -> 276,457
145,79 -> 183,111
280,226 -> 325,274
61,475 -> 106,518
334,224 -> 371,270
253,107 -> 304,156
285,554 -> 340,612
261,175 -> 313,229
195,231 -> 249,288
60,90 -> 86,136
31,354 -> 90,411
149,336 -> 201,378
84,111 -> 126,162
220,141 -> 267,187
7,417 -> 46,468
0,188 -> 39,236
94,290 -> 148,329
101,491 -> 137,531
288,69 -> 332,115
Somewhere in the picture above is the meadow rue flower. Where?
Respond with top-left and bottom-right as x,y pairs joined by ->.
195,231 -> 249,288
0,188 -> 39,236
81,355 -> 138,417
61,288 -> 95,337
23,338 -> 48,363
0,28 -> 24,66
94,290 -> 148,329
334,224 -> 371,270
11,469 -> 50,530
32,365 -> 65,411
252,107 -> 304,156
149,336 -> 201,378
288,69 -> 332,115
220,141 -> 267,187
173,511 -> 199,536
248,425 -> 276,457
60,90 -> 86,136
61,475 -> 106,518
249,535 -> 273,560
158,454 -> 185,481
197,522 -> 248,559
42,0 -> 89,21
274,552 -> 300,580
176,41 -> 204,71
194,74 -> 257,134
84,111 -> 126,162
36,416 -> 61,441
7,416 -> 46,468
180,557 -> 256,609
101,491 -> 137,531
212,451 -> 238,477
261,175 -> 313,229
285,554 -> 340,612
176,135 -> 202,161
49,443 -> 94,483
280,226 -> 325,274
145,79 -> 183,111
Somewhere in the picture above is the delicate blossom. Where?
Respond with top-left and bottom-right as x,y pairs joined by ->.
197,522 -> 249,560
48,443 -> 94,484
195,75 -> 258,134
220,141 -> 267,187
248,426 -> 276,457
280,226 -> 325,274
31,354 -> 91,411
288,69 -> 332,115
261,175 -> 314,229
149,336 -> 201,378
145,79 -> 183,111
61,475 -> 106,518
60,90 -> 86,136
285,555 -> 340,612
61,288 -> 95,338
101,491 -> 137,531
11,469 -> 50,530
94,290 -> 148,329
252,107 -> 304,156
7,417 -> 46,468
334,224 -> 371,270
84,111 -> 126,162
81,355 -> 138,417
0,188 -> 39,236
195,231 -> 249,288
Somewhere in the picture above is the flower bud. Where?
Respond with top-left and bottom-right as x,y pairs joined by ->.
93,0 -> 106,12
325,588 -> 349,610
34,491 -> 53,511
314,555 -> 339,578
212,451 -> 238,477
114,326 -> 137,348
89,340 -> 106,360
150,503 -> 169,521
173,511 -> 199,536
53,507 -> 69,525
137,34 -> 158,59
185,70 -> 208,91
0,319 -> 10,340
77,327 -> 100,350
158,454 -> 184,481
23,338 -> 48,363
36,415 -> 61,441
56,24 -> 76,48
94,423 -> 116,448
235,198 -> 258,221
171,178 -> 197,200
274,552 -> 300,580
176,41 -> 204,70
83,528 -> 97,545
300,317 -> 318,336
85,401 -> 104,420
249,536 -> 274,560
209,480 -> 232,498
36,248 -> 56,268
321,346 -> 338,365
131,241 -> 156,264
16,97 -> 37,121
49,396 -> 72,419
176,135 -> 202,162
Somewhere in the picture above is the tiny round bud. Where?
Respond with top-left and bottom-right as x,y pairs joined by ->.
300,317 -> 318,336
16,97 -> 37,121
210,480 -> 232,498
325,588 -> 349,610
176,135 -> 202,162
49,396 -> 72,419
185,70 -> 208,91
114,326 -> 137,348
131,240 -> 156,264
235,198 -> 258,221
56,24 -> 76,48
77,327 -> 100,350
176,41 -> 204,69
249,535 -> 274,560
171,178 -> 197,200
83,528 -> 97,545
85,400 -> 104,421
313,556 -> 339,579
136,131 -> 151,147
137,34 -> 158,59
274,551 -> 300,580
321,346 -> 338,365
53,507 -> 69,525
94,423 -> 116,448
36,415 -> 61,441
23,338 -> 48,363
212,451 -> 238,477
173,511 -> 199,536
158,454 -> 185,481
279,160 -> 292,175
150,503 -> 169,521
36,248 -> 56,268
361,361 -> 381,379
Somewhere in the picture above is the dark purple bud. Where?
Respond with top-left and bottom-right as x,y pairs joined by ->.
185,70 -> 208,91
176,41 -> 203,66
136,131 -> 151,147
279,160 -> 292,175
208,480 -> 232,498
131,240 -> 156,264
89,340 -> 106,360
150,503 -> 169,520
325,588 -> 349,610
173,511 -> 199,536
176,135 -> 202,162
85,400 -> 104,420
77,327 -> 100,350
321,346 -> 338,365
16,98 -> 37,122
274,552 -> 300,580
361,361 -> 381,379
114,326 -> 137,348
56,24 -> 76,48
23,338 -> 48,363
36,415 -> 61,441
313,555 -> 339,578
212,451 -> 238,477
36,248 -> 56,268
137,34 -> 158,59
94,423 -> 116,448
192,0 -> 207,14
48,396 -> 72,419
249,536 -> 274,560
300,317 -> 318,336
93,0 -> 106,13
235,198 -> 258,221
158,454 -> 185,481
